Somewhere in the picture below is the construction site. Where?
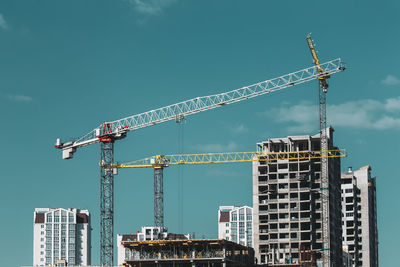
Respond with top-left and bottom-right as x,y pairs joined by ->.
49,35 -> 378,267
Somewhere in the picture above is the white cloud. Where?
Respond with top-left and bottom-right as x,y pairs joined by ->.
127,0 -> 177,15
381,75 -> 400,86
263,96 -> 400,132
0,14 -> 8,30
385,97 -> 400,112
192,141 -> 239,152
7,94 -> 34,103
230,124 -> 248,134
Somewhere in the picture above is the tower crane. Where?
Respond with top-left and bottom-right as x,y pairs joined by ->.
306,34 -> 345,267
55,57 -> 344,266
113,149 -> 347,228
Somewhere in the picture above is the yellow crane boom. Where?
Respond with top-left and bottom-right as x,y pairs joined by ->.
110,149 -> 347,230
115,149 -> 346,169
110,149 -> 346,228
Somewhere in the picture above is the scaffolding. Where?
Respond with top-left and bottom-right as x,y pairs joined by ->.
121,239 -> 256,267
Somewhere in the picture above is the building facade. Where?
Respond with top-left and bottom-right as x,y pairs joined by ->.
33,208 -> 91,266
341,168 -> 360,266
121,239 -> 255,267
117,226 -> 190,266
218,206 -> 253,247
252,128 -> 342,265
341,166 -> 379,267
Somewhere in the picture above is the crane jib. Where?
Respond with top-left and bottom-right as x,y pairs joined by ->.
56,58 -> 344,159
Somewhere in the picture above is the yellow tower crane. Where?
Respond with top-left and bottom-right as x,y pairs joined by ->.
110,149 -> 346,228
306,34 -> 346,267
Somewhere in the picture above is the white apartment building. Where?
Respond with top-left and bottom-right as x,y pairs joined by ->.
33,208 -> 91,266
218,206 -> 253,247
341,166 -> 379,267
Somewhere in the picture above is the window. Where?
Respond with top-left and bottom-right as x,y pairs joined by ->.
69,214 -> 74,223
40,244 -> 44,248
61,224 -> 66,230
40,224 -> 44,229
239,209 -> 245,221
61,215 -> 67,223
226,230 -> 229,233
40,238 -> 44,242
225,223 -> 229,227
40,251 -> 44,255
40,258 -> 44,262
61,230 -> 66,237
246,222 -> 252,231
46,215 -> 52,223
231,212 -> 237,221
54,215 -> 59,223
68,257 -> 75,265
246,213 -> 252,221
239,222 -> 244,234
41,231 -> 44,235
46,230 -> 52,237
69,230 -> 75,237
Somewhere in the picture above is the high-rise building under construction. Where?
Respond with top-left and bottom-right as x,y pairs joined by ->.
252,128 -> 342,265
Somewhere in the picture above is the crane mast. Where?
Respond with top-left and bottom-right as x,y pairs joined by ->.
306,34 -> 345,267
100,142 -> 114,266
56,56 -> 344,266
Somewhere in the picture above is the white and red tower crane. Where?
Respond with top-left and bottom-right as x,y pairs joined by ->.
55,51 -> 344,266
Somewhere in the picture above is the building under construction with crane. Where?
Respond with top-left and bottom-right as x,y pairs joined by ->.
54,34 -> 346,267
252,128 -> 343,266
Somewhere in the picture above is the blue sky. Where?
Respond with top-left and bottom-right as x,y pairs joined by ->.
0,0 -> 399,266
